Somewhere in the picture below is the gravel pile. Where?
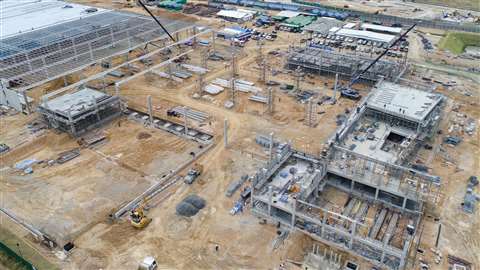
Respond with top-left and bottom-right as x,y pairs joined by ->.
176,194 -> 206,217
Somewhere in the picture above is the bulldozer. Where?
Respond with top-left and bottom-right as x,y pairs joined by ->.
130,199 -> 152,229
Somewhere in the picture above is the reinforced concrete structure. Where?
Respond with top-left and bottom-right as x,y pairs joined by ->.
286,46 -> 406,82
37,88 -> 122,136
250,80 -> 444,270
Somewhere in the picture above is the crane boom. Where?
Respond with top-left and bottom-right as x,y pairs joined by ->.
138,0 -> 176,42
348,23 -> 416,88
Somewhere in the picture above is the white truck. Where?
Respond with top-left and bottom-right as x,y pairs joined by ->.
138,257 -> 157,270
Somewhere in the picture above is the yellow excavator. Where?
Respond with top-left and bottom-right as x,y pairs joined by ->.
124,0 -> 135,8
130,199 -> 152,229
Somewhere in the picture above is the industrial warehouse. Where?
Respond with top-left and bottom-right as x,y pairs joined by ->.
0,0 -> 479,270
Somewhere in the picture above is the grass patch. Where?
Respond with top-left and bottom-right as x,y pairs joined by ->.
438,32 -> 480,54
0,226 -> 59,270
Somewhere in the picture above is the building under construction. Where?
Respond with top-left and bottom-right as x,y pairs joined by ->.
0,1 -> 192,113
286,46 -> 407,82
250,79 -> 444,270
38,88 -> 122,136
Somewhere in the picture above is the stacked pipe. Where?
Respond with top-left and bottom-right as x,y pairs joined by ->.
171,106 -> 209,123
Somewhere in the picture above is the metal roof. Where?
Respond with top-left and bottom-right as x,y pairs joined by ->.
0,0 -> 109,39
361,23 -> 402,34
0,1 -> 192,91
303,17 -> 344,33
276,10 -> 301,18
217,10 -> 253,19
284,15 -> 315,27
334,28 -> 396,43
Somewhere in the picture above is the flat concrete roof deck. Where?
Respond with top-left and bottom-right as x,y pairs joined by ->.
39,88 -> 110,118
367,81 -> 442,123
340,116 -> 416,164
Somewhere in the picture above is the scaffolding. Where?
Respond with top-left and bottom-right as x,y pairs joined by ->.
0,10 -> 192,92
286,47 -> 406,82
250,81 -> 444,270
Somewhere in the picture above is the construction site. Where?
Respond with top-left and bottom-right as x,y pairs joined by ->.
0,1 -> 479,270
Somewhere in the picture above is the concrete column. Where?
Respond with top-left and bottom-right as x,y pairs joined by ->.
92,96 -> 101,121
350,221 -> 357,248
22,91 -> 31,114
102,76 -> 106,91
250,181 -> 255,209
380,245 -> 386,264
269,132 -> 274,163
268,186 -> 273,216
192,27 -> 197,47
321,213 -> 327,237
291,198 -> 297,228
88,43 -> 94,60
375,188 -> 379,200
333,73 -> 339,102
211,31 -> 216,52
183,106 -> 188,135
147,95 -> 153,125
68,109 -> 76,135
114,83 -> 120,96
400,234 -> 413,269
402,197 -> 407,210
224,118 -> 228,148
350,179 -> 355,192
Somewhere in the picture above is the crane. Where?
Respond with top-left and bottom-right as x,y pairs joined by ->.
340,24 -> 416,100
138,0 -> 176,42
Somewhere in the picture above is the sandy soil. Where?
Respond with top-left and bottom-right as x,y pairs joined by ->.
0,119 -> 201,247
1,2 -> 479,270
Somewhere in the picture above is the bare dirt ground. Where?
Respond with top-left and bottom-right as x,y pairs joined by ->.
413,81 -> 480,269
1,2 -> 479,270
0,119 -> 201,248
